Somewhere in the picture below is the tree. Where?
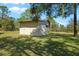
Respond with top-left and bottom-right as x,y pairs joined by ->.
73,4 -> 77,37
0,6 -> 10,30
0,6 -> 15,31
0,6 -> 9,19
77,20 -> 79,32
59,3 -> 78,37
30,3 -> 60,28
1,17 -> 15,31
59,24 -> 65,32
46,16 -> 59,31
66,19 -> 74,32
18,8 -> 32,21
30,3 -> 78,37
14,20 -> 19,31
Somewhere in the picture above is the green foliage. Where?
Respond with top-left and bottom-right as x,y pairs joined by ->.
59,24 -> 65,32
18,9 -> 32,21
0,6 -> 10,19
58,4 -> 74,17
1,18 -> 15,31
46,16 -> 59,31
0,5 -> 16,31
66,19 -> 74,32
59,3 -> 78,37
14,20 -> 19,31
30,4 -> 53,19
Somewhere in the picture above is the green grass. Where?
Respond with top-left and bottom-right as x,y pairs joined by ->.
0,31 -> 79,56
0,31 -> 19,38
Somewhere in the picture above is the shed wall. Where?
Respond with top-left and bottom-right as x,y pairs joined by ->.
20,27 -> 36,35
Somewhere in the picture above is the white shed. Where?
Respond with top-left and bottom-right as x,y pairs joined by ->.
19,20 -> 50,36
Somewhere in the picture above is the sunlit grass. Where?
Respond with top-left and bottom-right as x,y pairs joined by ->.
0,31 -> 19,38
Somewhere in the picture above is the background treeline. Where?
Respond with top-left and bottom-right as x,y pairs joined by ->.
47,18 -> 79,33
51,20 -> 79,33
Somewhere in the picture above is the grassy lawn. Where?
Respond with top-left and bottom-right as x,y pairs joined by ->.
0,31 -> 19,38
0,31 -> 79,56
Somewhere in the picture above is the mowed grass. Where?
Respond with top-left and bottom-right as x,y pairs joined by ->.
0,31 -> 79,56
0,31 -> 19,38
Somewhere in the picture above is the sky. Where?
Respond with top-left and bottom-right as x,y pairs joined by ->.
0,3 -> 79,26
0,3 -> 30,18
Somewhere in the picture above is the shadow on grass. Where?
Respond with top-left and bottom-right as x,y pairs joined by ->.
0,33 -> 79,56
0,32 -> 4,35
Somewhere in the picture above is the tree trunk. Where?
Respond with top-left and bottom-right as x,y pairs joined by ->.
73,3 -> 77,37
